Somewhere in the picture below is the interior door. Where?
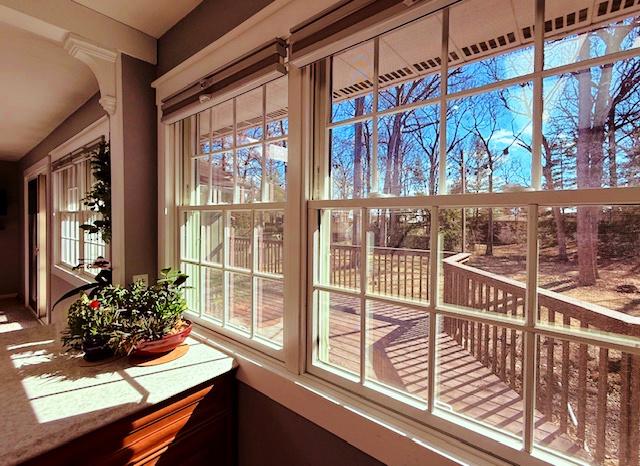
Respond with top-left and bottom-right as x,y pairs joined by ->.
27,175 -> 47,318
28,179 -> 37,311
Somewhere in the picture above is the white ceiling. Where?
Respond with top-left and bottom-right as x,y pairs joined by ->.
72,0 -> 203,38
0,22 -> 98,162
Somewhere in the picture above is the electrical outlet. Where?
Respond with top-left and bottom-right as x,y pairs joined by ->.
132,274 -> 149,286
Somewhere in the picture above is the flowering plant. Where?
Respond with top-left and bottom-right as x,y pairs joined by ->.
61,294 -> 120,353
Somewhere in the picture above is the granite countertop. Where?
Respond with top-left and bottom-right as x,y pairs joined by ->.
0,324 -> 236,465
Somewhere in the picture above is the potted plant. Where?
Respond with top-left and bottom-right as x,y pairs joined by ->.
61,269 -> 192,360
61,294 -> 120,361
117,268 -> 192,357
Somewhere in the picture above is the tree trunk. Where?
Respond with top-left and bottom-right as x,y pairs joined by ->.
542,137 -> 568,261
575,45 -> 599,286
352,97 -> 365,264
608,110 -> 618,187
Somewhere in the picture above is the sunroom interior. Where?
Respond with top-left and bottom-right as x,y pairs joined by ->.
0,0 -> 639,465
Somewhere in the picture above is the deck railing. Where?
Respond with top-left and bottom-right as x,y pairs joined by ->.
443,253 -> 640,466
229,237 -> 639,464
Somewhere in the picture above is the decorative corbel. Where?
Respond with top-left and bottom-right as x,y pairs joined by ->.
64,33 -> 118,115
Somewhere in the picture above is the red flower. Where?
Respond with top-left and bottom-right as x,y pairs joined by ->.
89,299 -> 101,310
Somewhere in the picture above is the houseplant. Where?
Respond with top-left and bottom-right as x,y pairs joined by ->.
116,268 -> 192,356
61,268 -> 192,360
61,293 -> 120,361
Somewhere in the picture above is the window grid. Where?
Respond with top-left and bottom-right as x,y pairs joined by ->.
53,160 -> 107,276
309,1 -> 640,463
178,78 -> 287,355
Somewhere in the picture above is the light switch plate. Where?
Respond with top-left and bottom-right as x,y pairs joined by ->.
132,274 -> 149,286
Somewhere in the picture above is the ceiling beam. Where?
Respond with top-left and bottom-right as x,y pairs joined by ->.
0,0 -> 156,64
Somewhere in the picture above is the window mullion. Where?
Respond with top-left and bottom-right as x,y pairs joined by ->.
428,205 -> 439,412
359,207 -> 369,385
531,0 -> 544,191
438,7 -> 449,195
371,38 -> 380,195
523,203 -> 539,453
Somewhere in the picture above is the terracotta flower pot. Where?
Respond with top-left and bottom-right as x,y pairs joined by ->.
132,320 -> 193,357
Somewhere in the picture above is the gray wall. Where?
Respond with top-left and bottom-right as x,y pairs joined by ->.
0,161 -> 21,296
121,54 -> 158,284
19,94 -> 106,307
157,0 -> 275,76
237,383 -> 385,466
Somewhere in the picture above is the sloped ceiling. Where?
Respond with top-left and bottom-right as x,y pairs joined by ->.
0,22 -> 98,161
72,0 -> 203,38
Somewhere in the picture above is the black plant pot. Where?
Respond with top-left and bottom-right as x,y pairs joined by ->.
82,339 -> 114,362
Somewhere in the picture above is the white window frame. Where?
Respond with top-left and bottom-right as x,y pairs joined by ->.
171,79 -> 290,362
154,1 -> 640,465
306,1 -> 640,465
50,116 -> 110,285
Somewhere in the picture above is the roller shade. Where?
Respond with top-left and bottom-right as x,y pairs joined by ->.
51,137 -> 104,172
161,38 -> 287,122
289,0 -> 459,67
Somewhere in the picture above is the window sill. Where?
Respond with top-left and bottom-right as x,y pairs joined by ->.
51,265 -> 93,288
190,323 -> 524,466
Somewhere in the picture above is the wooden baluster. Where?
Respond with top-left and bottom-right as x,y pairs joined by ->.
410,254 -> 415,299
629,355 -> 640,466
483,284 -> 490,367
620,352 -> 630,465
577,324 -> 588,446
499,289 -> 506,380
536,334 -> 541,415
595,347 -> 608,464
510,294 -> 517,389
492,286 -> 498,374
546,309 -> 556,420
425,254 -> 430,301
560,315 -> 570,433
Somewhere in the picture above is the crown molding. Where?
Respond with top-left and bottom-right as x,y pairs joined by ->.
64,33 -> 118,115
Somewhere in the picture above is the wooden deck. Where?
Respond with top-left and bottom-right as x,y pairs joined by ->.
319,295 -> 590,459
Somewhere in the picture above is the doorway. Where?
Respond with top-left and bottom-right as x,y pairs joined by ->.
25,170 -> 48,321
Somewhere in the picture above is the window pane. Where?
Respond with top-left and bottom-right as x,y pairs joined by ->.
228,211 -> 252,270
202,267 -> 223,322
368,208 -> 431,302
447,83 -> 533,193
265,140 -> 287,201
439,207 -> 527,320
256,277 -> 283,346
197,108 -> 211,155
228,271 -> 251,332
542,60 -> 640,190
330,120 -> 372,199
236,87 -> 264,145
534,336 -> 635,466
448,0 -> 534,93
538,205 -> 640,341
180,211 -> 199,262
544,4 -> 640,70
181,262 -> 200,315
266,77 -> 288,138
376,105 -> 439,196
236,145 -> 262,203
210,152 -> 234,204
190,157 -> 210,205
332,41 -> 374,123
316,290 -> 361,376
211,99 -> 233,151
256,210 -> 283,275
201,211 -> 223,265
436,317 -> 523,445
378,13 -> 441,111
318,209 -> 361,291
366,300 -> 429,401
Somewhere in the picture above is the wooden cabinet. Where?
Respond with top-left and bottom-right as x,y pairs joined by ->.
22,370 -> 236,466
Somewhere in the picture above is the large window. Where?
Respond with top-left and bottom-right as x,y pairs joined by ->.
176,76 -> 288,353
53,157 -> 107,277
309,1 -> 640,465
